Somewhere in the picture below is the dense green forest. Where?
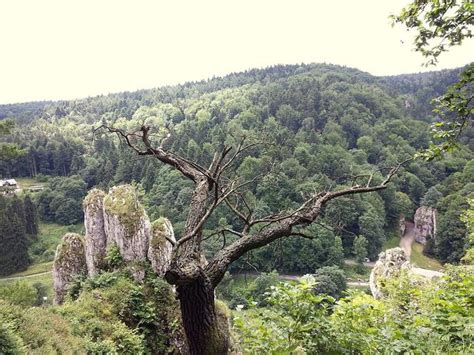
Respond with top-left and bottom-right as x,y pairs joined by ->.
0,195 -> 38,275
0,63 -> 473,354
2,0 -> 473,351
1,63 -> 472,271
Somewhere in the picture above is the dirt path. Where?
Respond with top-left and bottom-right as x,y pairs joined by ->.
400,221 -> 415,257
399,222 -> 443,278
0,271 -> 52,282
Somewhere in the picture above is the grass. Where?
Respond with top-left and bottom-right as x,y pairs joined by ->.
383,236 -> 400,250
0,262 -> 54,302
411,243 -> 442,271
0,272 -> 54,302
382,230 -> 442,271
0,261 -> 53,279
29,222 -> 84,263
15,177 -> 45,190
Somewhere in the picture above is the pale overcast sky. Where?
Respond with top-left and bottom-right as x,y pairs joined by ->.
0,0 -> 472,104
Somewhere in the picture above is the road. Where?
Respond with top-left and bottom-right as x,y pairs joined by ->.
400,221 -> 444,278
235,271 -> 370,287
400,221 -> 415,257
411,267 -> 443,278
344,259 -> 375,267
2,224 -> 442,284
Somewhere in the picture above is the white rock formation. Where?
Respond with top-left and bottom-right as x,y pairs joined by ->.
54,184 -> 177,298
148,218 -> 176,276
369,247 -> 412,299
83,189 -> 107,276
414,206 -> 437,245
53,233 -> 87,304
103,185 -> 151,263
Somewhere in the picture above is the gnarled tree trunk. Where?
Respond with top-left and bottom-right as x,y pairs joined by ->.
100,124 -> 408,354
177,277 -> 228,355
165,177 -> 229,354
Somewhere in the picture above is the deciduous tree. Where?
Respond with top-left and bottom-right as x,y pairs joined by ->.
98,124 -> 407,353
393,0 -> 473,158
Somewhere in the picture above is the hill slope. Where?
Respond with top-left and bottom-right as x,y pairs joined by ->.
1,63 -> 473,271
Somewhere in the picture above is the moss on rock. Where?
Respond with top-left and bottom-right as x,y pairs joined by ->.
53,233 -> 87,304
103,185 -> 151,268
103,185 -> 146,236
84,188 -> 107,276
148,217 -> 175,276
369,247 -> 412,299
83,188 -> 106,213
151,218 -> 169,248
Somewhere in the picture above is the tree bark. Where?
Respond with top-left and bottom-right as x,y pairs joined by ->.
164,177 -> 230,354
177,275 -> 229,355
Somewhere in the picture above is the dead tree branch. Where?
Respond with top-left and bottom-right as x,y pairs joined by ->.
205,157 -> 411,286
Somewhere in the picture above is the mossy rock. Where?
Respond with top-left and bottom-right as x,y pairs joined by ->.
83,188 -> 106,213
151,217 -> 171,248
148,218 -> 175,276
369,247 -> 411,299
103,185 -> 146,236
54,233 -> 87,270
215,299 -> 232,351
53,233 -> 87,304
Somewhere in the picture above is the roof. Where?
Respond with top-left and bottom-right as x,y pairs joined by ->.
0,179 -> 17,186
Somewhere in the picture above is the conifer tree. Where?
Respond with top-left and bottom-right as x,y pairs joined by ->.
23,195 -> 39,236
0,196 -> 29,275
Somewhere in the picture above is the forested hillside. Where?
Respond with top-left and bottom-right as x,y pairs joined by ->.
1,63 -> 473,272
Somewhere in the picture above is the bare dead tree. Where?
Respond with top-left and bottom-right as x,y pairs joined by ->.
97,124 -> 410,354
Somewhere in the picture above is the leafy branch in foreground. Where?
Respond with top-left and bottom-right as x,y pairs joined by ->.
391,0 -> 473,66
392,0 -> 473,159
417,62 -> 473,160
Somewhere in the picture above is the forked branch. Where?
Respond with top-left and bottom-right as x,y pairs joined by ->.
95,124 -> 210,182
205,157 -> 411,286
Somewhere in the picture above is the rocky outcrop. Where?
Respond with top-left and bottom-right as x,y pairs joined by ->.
414,206 -> 437,245
54,184 -> 176,303
369,247 -> 411,299
148,218 -> 175,276
53,233 -> 87,304
103,185 -> 151,263
83,189 -> 107,276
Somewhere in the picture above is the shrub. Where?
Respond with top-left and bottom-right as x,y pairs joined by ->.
0,281 -> 36,307
313,265 -> 347,298
249,270 -> 280,306
233,275 -> 336,353
235,266 -> 474,354
0,322 -> 25,355
105,244 -> 124,269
